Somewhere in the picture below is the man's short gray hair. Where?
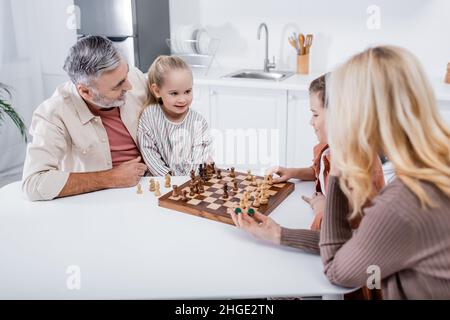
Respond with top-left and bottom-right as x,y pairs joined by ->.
63,36 -> 122,85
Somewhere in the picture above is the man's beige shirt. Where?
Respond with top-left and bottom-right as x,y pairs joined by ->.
22,67 -> 148,201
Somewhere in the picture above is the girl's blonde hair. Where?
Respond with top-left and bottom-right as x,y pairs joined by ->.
146,55 -> 192,105
328,45 -> 450,220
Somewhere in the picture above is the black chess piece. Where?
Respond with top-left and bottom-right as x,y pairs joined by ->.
198,164 -> 203,177
222,184 -> 229,199
198,180 -> 204,193
189,182 -> 195,196
216,169 -> 222,179
190,169 -> 196,181
181,190 -> 188,202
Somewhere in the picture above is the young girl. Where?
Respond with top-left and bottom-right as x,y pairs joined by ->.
137,56 -> 213,176
267,74 -> 385,231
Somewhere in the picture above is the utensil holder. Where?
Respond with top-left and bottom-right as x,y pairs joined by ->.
297,54 -> 310,75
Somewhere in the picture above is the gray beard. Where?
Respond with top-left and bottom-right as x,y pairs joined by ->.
91,90 -> 126,109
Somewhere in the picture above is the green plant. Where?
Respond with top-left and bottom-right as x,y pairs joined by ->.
0,83 -> 27,142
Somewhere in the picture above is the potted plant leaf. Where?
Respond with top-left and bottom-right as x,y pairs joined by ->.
0,82 -> 27,142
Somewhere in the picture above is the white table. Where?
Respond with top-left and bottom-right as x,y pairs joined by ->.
0,177 -> 353,299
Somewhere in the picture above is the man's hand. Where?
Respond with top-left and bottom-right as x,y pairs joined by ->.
57,156 -> 148,198
229,209 -> 281,245
107,156 -> 148,188
301,192 -> 326,215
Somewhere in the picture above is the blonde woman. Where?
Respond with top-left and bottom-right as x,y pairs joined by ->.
231,46 -> 450,299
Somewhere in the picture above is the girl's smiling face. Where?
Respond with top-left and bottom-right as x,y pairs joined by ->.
150,69 -> 193,122
309,92 -> 328,144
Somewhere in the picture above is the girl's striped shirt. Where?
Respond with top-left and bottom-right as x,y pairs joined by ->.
137,104 -> 213,176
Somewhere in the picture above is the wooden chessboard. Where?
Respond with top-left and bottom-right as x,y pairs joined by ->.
158,169 -> 295,225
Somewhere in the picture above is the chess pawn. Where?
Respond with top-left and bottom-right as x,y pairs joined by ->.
233,180 -> 238,191
154,181 -> 161,197
259,193 -> 269,205
181,190 -> 188,202
230,167 -> 236,178
222,185 -> 229,199
252,197 -> 260,208
190,169 -> 196,181
198,180 -> 204,193
172,185 -> 179,197
251,176 -> 257,186
189,182 -> 196,196
164,173 -> 171,188
216,169 -> 222,179
267,174 -> 273,185
136,183 -> 143,194
246,169 -> 252,181
239,198 -> 246,210
149,178 -> 156,192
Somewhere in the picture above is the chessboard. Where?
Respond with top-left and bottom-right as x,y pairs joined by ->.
158,168 -> 295,225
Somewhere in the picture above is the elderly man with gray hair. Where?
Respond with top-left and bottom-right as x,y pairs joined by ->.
22,36 -> 148,201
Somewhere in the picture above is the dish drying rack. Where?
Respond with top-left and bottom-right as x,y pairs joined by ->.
166,38 -> 220,76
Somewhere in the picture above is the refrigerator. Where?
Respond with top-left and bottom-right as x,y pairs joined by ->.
74,0 -> 170,72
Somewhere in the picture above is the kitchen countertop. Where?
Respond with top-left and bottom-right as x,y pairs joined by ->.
194,68 -> 450,102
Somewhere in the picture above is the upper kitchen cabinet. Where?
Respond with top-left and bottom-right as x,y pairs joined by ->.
209,86 -> 287,172
286,90 -> 317,168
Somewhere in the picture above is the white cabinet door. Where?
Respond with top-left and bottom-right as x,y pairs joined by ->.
191,85 -> 210,124
209,86 -> 287,173
286,90 -> 318,168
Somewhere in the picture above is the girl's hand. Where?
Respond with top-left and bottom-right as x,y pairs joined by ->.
265,166 -> 295,183
301,192 -> 326,215
229,209 -> 281,245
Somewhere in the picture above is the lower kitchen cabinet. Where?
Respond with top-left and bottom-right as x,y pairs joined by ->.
208,86 -> 287,172
286,90 -> 318,168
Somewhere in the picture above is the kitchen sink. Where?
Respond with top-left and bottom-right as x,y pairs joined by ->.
223,69 -> 294,81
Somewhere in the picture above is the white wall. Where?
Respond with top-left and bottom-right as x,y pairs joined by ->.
0,0 -> 76,187
169,0 -> 450,80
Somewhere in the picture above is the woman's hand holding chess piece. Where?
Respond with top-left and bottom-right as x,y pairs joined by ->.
229,209 -> 281,245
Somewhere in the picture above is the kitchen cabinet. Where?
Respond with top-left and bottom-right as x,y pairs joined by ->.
192,80 -> 450,175
286,90 -> 318,167
191,85 -> 211,123
208,86 -> 287,172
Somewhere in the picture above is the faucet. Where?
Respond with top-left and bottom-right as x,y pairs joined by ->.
257,23 -> 276,72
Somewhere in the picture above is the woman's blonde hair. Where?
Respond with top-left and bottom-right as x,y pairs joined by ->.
146,55 -> 192,105
328,45 -> 450,220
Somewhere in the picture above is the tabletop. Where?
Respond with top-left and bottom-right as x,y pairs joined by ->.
0,177 -> 353,299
